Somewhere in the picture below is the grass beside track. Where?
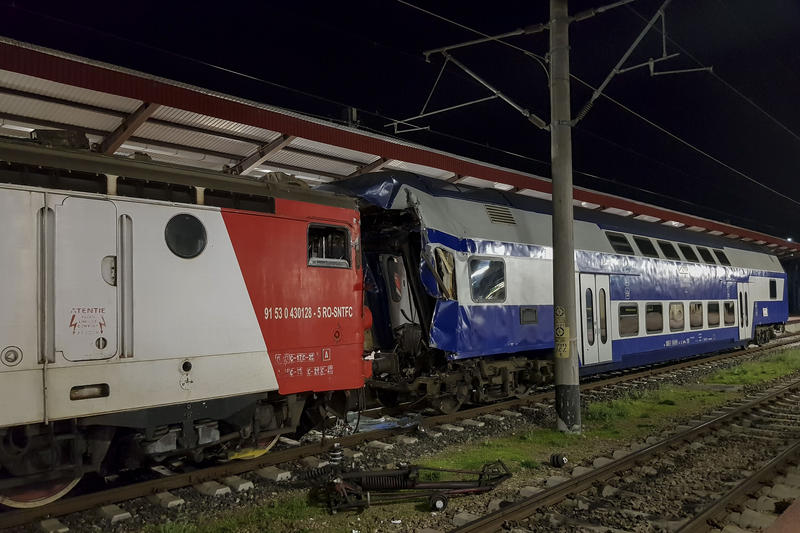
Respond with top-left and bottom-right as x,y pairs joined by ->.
144,495 -> 320,533
421,387 -> 736,473
704,348 -> 800,385
142,350 -> 800,532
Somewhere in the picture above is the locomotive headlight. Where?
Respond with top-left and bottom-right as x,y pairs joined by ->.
1,346 -> 22,367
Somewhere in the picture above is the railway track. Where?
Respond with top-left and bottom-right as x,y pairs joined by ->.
451,372 -> 800,532
2,334 -> 799,530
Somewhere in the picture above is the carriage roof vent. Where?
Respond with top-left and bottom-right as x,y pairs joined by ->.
485,204 -> 516,225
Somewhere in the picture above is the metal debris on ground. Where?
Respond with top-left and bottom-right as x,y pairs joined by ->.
320,461 -> 511,513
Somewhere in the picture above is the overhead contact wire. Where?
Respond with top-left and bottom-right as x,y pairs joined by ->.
397,0 -> 800,208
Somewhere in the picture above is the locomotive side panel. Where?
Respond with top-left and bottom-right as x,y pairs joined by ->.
0,188 -> 45,426
32,196 -> 283,423
222,198 -> 370,394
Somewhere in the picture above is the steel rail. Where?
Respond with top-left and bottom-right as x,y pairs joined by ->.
1,335 -> 798,528
675,441 -> 800,533
420,334 -> 800,427
450,375 -> 800,532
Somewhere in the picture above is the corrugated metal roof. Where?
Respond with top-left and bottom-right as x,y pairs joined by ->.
0,68 -> 142,113
0,36 -> 796,255
152,106 -> 280,143
0,90 -> 123,132
135,121 -> 257,157
384,159 -> 455,180
266,149 -> 359,177
288,137 -> 376,165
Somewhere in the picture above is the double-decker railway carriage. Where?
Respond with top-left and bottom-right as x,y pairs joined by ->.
335,172 -> 788,413
0,137 -> 372,508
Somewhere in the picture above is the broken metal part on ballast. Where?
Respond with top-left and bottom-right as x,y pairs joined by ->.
321,460 -> 512,513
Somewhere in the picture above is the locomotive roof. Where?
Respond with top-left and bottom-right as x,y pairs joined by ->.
0,136 -> 358,211
331,170 -> 772,255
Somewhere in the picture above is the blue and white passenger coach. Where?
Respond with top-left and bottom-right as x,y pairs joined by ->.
334,172 -> 788,412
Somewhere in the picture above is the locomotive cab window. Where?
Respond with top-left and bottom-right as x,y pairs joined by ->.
165,213 -> 207,259
469,258 -> 506,303
679,244 -> 699,263
633,236 -> 659,258
605,232 -> 635,255
713,250 -> 731,266
697,247 -> 716,264
308,225 -> 350,268
618,303 -> 639,337
657,240 -> 681,260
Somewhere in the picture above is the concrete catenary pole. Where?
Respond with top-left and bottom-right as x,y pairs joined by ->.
549,0 -> 581,432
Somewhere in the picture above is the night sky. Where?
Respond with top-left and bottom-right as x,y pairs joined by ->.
1,0 -> 799,239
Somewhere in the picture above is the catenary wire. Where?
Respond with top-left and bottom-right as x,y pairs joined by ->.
627,2 -> 800,147
396,0 -> 800,208
395,0 -> 551,81
3,2 -> 797,225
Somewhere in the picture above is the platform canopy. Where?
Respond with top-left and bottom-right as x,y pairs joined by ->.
0,37 -> 796,255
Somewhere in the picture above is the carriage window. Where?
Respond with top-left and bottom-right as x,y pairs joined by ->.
745,293 -> 749,328
697,247 -> 716,264
605,232 -> 635,255
618,304 -> 639,337
669,302 -> 685,331
585,289 -> 595,346
679,244 -> 699,263
724,301 -> 736,325
708,302 -> 720,327
633,236 -> 659,258
646,303 -> 663,334
689,302 -> 703,329
739,293 -> 744,326
714,250 -> 731,266
770,279 -> 777,299
308,225 -> 350,268
598,288 -> 608,343
657,240 -> 681,260
469,258 -> 505,302
435,248 -> 457,300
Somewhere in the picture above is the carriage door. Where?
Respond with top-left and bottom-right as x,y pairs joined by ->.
580,273 -> 611,365
54,197 -> 118,361
737,282 -> 751,341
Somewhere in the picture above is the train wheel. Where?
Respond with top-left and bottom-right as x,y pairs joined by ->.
375,389 -> 400,408
0,476 -> 81,508
430,395 -> 463,415
430,384 -> 468,414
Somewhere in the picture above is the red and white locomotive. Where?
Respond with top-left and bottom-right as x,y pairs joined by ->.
0,136 -> 372,507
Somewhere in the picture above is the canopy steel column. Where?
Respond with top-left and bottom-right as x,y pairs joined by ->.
550,0 -> 581,433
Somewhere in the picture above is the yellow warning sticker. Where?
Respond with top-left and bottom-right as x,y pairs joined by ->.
554,306 -> 570,359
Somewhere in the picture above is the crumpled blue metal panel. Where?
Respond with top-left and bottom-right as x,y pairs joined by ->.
426,229 -> 551,259
419,256 -> 440,298
429,301 -> 554,359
